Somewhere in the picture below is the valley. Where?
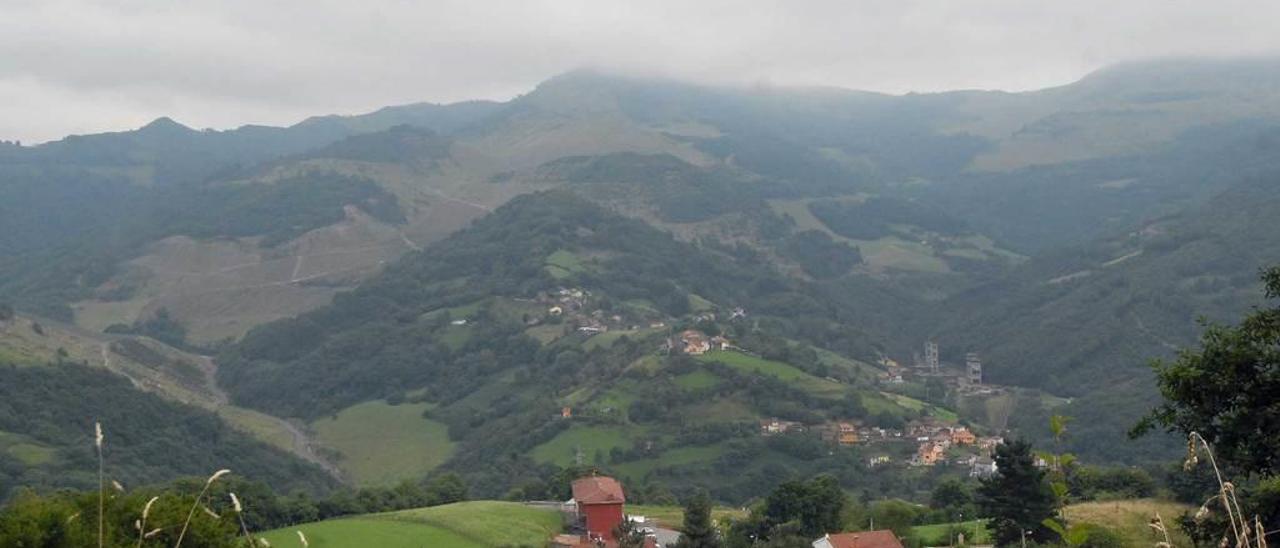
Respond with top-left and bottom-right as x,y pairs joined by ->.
1,56 -> 1279,547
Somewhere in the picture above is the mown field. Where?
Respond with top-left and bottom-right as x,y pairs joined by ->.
310,400 -> 456,486
261,501 -> 562,548
1065,498 -> 1193,547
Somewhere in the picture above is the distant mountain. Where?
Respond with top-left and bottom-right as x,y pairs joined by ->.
930,171 -> 1280,461
3,58 -> 1280,497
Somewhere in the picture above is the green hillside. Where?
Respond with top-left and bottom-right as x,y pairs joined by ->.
215,191 -> 949,501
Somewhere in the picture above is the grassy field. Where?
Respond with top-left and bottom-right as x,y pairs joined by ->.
625,503 -> 748,530
310,400 -> 456,487
912,519 -> 991,545
673,369 -> 721,390
545,249 -> 588,279
531,424 -> 635,466
696,350 -> 848,398
582,327 -> 662,351
259,518 -> 480,547
0,431 -> 57,466
261,501 -> 561,548
216,406 -> 298,454
1065,498 -> 1193,547
881,392 -> 959,421
384,501 -> 562,545
525,323 -> 567,344
695,350 -> 808,381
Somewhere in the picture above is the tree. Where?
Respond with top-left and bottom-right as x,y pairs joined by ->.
676,490 -> 721,548
975,439 -> 1056,546
1134,266 -> 1280,476
613,517 -> 648,548
424,473 -> 468,505
929,479 -> 971,511
762,475 -> 845,539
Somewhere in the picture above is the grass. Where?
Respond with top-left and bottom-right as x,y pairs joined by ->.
525,324 -> 567,344
765,198 -> 950,273
0,431 -> 57,466
624,503 -> 748,530
310,400 -> 456,487
881,392 -> 960,421
687,294 -> 716,312
582,327 -> 662,351
696,350 -> 848,398
261,518 -> 481,547
695,351 -> 808,381
1064,498 -> 1193,547
531,424 -> 634,466
383,501 -> 562,546
911,519 -> 991,545
673,369 -> 721,390
217,406 -> 298,454
438,324 -> 473,350
546,249 -> 587,279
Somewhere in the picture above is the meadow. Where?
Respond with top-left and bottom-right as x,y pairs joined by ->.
261,501 -> 561,548
310,400 -> 456,486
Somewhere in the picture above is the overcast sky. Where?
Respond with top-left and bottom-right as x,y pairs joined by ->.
3,0 -> 1280,143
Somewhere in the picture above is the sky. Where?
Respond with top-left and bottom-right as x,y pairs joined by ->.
3,0 -> 1280,143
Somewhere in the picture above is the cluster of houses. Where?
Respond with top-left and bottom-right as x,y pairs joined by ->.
758,417 -> 1004,477
674,329 -> 733,355
552,475 -> 908,548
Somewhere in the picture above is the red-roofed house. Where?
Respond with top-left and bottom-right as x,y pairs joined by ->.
812,530 -> 905,548
572,475 -> 626,541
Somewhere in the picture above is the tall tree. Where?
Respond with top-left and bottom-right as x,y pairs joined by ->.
976,439 -> 1056,546
1134,266 -> 1280,476
762,475 -> 845,539
677,490 -> 722,548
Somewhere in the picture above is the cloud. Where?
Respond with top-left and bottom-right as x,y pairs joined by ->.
2,0 -> 1279,142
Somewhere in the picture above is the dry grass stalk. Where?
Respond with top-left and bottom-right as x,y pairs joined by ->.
173,469 -> 231,548
1169,432 -> 1268,548
229,492 -> 257,546
136,496 -> 159,548
95,421 -> 104,548
296,530 -> 308,547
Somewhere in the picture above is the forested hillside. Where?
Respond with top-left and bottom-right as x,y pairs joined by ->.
3,58 -> 1280,504
0,360 -> 335,498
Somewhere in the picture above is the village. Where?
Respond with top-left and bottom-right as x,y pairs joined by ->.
529,286 -> 1016,480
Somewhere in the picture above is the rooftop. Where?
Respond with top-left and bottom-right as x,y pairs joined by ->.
823,530 -> 905,548
572,475 -> 625,505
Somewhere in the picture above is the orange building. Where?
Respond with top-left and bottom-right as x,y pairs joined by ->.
917,443 -> 945,465
950,427 -> 976,445
837,422 -> 859,446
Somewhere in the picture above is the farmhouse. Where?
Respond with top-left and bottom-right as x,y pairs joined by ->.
761,418 -> 804,435
950,426 -> 976,445
813,530 -> 906,548
915,442 -> 946,466
679,330 -> 711,355
971,456 -> 998,478
837,422 -> 859,445
572,476 -> 626,542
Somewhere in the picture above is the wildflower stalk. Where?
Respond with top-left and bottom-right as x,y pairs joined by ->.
96,422 -> 104,548
174,469 -> 230,548
136,496 -> 159,548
